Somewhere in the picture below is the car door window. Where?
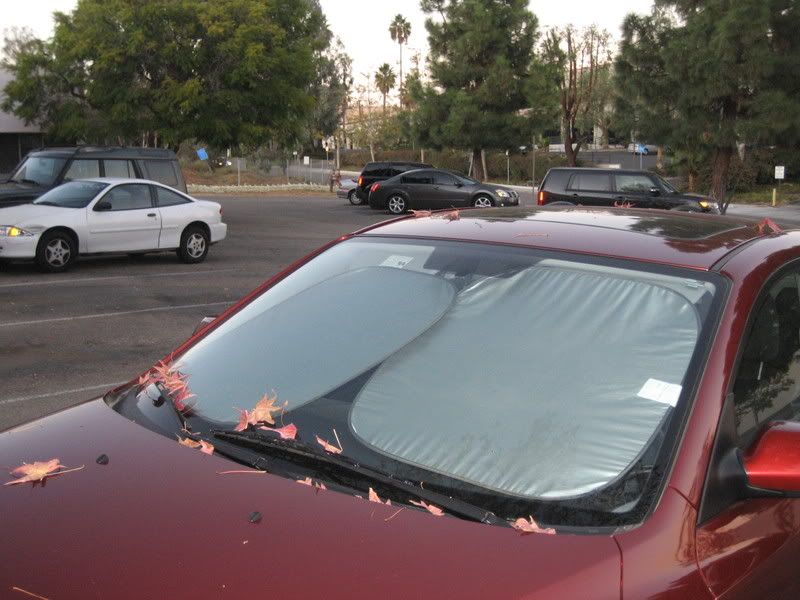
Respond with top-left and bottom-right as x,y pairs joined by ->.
101,184 -> 153,211
433,172 -> 457,186
732,272 -> 800,446
63,159 -> 100,181
142,160 -> 179,187
103,159 -> 135,178
615,174 -> 656,193
156,187 -> 191,207
402,172 -> 434,184
567,173 -> 611,192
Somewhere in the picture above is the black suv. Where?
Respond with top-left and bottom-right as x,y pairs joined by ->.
537,167 -> 718,213
353,161 -> 431,205
1,146 -> 187,207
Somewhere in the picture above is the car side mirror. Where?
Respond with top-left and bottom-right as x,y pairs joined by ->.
455,182 -> 463,188
649,187 -> 661,196
743,421 -> 800,494
94,201 -> 112,211
192,315 -> 217,336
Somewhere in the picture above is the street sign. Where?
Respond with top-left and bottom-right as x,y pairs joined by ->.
196,148 -> 208,161
303,156 -> 310,165
775,166 -> 786,180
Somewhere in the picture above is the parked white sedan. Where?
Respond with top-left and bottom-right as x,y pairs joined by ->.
0,178 -> 226,272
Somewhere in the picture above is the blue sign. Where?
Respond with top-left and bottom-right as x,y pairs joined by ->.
197,148 -> 209,161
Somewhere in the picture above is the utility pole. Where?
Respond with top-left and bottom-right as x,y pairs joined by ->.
532,134 -> 537,199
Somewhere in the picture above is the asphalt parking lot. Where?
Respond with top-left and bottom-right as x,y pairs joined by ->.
0,194 -> 393,431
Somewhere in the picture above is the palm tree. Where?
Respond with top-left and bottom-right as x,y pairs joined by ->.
374,64 -> 396,115
388,14 -> 411,95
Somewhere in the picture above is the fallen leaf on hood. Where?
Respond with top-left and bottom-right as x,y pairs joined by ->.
409,499 -> 444,516
178,437 -> 215,455
438,209 -> 460,221
756,218 -> 783,235
11,586 -> 51,599
258,423 -> 297,440
368,487 -> 391,506
511,516 -> 556,535
297,476 -> 327,490
409,210 -> 432,218
315,434 -> 343,454
5,459 -> 85,486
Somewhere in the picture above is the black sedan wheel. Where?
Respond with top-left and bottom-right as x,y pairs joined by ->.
473,195 -> 494,208
348,189 -> 362,205
387,195 -> 408,215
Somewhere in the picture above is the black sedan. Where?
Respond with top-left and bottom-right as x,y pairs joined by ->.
368,169 -> 520,214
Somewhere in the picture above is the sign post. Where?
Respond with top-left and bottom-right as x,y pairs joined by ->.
774,166 -> 785,207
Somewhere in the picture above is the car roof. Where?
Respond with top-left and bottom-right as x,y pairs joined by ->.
29,146 -> 177,159
546,167 -> 659,176
356,206 -> 779,271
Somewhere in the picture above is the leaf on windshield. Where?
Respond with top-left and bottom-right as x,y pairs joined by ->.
234,409 -> 251,432
5,459 -> 85,486
141,360 -> 196,412
258,423 -> 297,440
409,499 -> 444,516
315,432 -> 343,454
368,487 -> 391,506
178,437 -> 215,455
438,209 -> 460,221
511,516 -> 556,535
250,392 -> 281,426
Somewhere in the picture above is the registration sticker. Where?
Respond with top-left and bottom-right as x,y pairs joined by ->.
637,378 -> 682,407
380,255 -> 414,269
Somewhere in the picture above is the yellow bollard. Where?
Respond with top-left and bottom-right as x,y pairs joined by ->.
773,188 -> 777,207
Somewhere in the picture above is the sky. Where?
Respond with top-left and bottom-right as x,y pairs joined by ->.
4,0 -> 653,93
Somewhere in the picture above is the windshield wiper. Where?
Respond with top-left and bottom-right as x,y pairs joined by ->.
212,429 -> 506,526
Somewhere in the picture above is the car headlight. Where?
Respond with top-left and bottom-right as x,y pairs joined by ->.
0,226 -> 34,237
698,200 -> 710,209
495,190 -> 509,198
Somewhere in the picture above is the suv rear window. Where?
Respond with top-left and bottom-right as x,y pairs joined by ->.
142,160 -> 179,187
567,173 -> 611,192
361,164 -> 386,177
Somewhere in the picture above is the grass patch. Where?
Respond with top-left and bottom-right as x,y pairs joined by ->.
732,182 -> 800,205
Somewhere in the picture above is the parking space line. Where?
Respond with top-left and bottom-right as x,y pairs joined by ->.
0,301 -> 232,328
0,269 -> 237,289
0,381 -> 129,405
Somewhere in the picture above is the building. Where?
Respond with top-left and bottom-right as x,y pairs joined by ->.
0,68 -> 44,175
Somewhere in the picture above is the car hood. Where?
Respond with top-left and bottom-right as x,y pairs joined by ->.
0,203 -> 74,226
0,400 -> 620,600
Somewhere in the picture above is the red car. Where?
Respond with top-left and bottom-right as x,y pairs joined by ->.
2,207 -> 800,599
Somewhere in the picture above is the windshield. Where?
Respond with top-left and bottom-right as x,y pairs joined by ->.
9,156 -> 67,186
656,174 -> 678,193
33,181 -> 108,208
116,237 -> 722,528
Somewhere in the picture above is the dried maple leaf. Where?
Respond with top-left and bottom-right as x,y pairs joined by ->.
409,209 -> 432,218
409,499 -> 444,516
368,487 -> 391,506
234,409 -> 251,432
258,423 -> 297,440
178,437 -> 214,455
315,434 -> 342,454
297,476 -> 327,490
756,218 -> 783,235
5,459 -> 84,486
297,476 -> 314,486
511,516 -> 556,535
438,209 -> 460,221
250,393 -> 281,425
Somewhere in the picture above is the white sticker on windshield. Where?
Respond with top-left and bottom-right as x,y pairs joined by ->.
380,255 -> 414,269
637,378 -> 682,407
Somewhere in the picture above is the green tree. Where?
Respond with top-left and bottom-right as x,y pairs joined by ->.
416,0 -> 538,180
308,37 -> 353,146
618,1 -> 800,210
374,63 -> 396,116
2,0 -> 330,148
389,14 -> 411,98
